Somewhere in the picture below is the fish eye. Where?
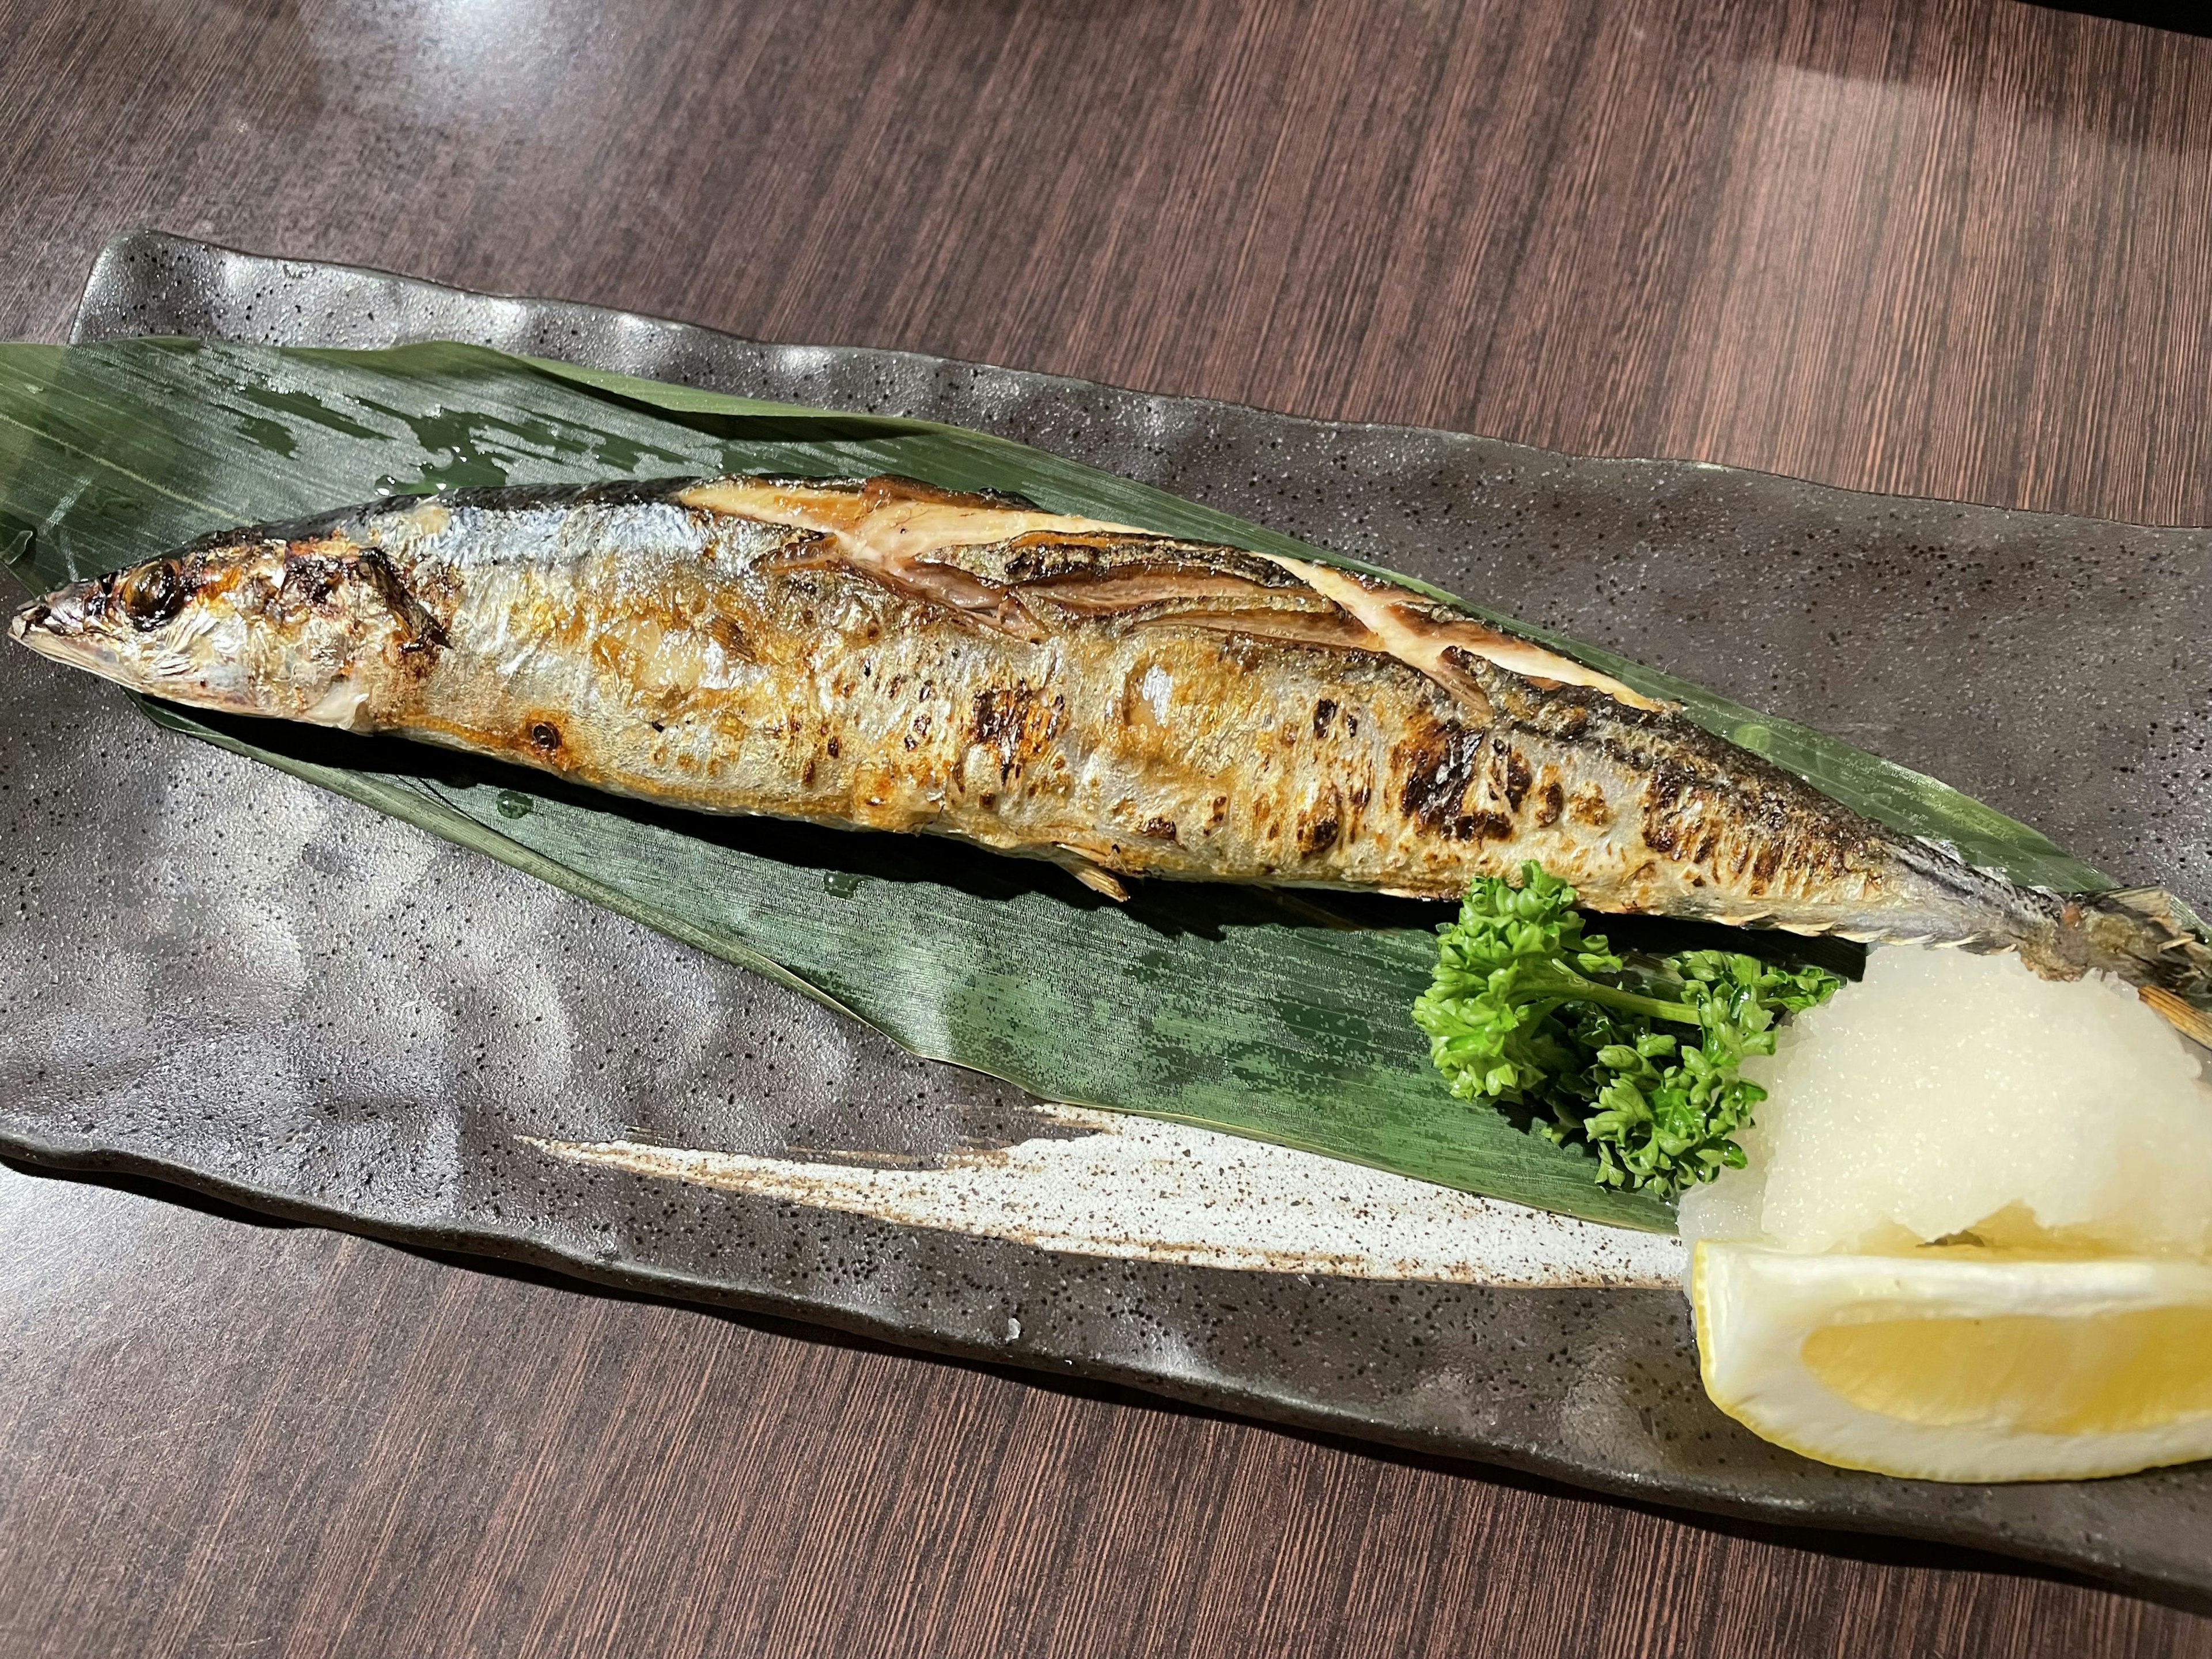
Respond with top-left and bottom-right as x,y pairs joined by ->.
119,560 -> 187,630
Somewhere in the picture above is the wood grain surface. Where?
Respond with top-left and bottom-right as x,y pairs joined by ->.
2,0 -> 2210,1654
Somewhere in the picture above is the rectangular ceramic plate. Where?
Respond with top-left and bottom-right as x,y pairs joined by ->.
4,231 -> 2210,1607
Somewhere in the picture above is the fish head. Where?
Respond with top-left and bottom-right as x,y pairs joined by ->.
7,533 -> 442,730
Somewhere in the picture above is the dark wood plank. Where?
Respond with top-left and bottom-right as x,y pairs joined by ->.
2,1 -> 2210,1654
5,0 -> 2210,524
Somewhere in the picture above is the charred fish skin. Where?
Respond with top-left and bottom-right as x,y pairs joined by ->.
11,472 -> 2210,1018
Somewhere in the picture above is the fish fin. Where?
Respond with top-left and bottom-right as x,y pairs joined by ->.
1051,846 -> 1129,901
2139,985 -> 2212,1052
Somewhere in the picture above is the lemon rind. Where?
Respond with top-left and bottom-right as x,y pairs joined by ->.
1691,1241 -> 2212,1483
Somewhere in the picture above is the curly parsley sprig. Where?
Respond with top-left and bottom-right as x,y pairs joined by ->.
1411,863 -> 1841,1199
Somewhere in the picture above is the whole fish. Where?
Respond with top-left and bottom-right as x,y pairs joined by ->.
12,473 -> 2210,1031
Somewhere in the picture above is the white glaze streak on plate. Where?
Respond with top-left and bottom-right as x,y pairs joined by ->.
528,1104 -> 1687,1287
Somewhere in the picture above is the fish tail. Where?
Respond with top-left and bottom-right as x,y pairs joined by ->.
2074,886 -> 2212,1046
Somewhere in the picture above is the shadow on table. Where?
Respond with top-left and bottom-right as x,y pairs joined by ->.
2016,2 -> 2212,37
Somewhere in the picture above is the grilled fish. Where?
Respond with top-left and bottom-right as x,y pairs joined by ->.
12,473 -> 2211,1028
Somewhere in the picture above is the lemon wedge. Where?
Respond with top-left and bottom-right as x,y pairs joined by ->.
1691,1242 -> 2212,1482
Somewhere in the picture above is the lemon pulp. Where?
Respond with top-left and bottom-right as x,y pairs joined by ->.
1801,1306 -> 2212,1435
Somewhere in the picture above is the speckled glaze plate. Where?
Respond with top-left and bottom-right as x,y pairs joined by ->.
5,231 -> 2211,1608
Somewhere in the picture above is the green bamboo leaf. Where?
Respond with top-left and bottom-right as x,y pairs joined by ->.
0,338 -> 2120,1233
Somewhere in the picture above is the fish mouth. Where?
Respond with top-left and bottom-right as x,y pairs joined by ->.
10,592 -> 73,654
8,584 -> 130,679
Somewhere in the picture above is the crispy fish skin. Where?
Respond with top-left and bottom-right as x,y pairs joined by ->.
12,473 -> 2211,1017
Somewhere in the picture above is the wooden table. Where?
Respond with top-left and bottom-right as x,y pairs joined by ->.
2,1 -> 2209,1653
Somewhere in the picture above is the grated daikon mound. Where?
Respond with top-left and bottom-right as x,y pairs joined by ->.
1676,946 -> 2212,1260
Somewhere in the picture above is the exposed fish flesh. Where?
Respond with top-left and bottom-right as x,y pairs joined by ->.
12,474 -> 2210,1027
